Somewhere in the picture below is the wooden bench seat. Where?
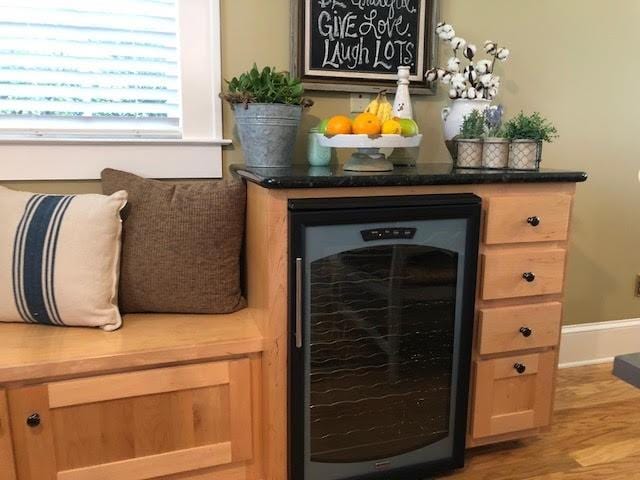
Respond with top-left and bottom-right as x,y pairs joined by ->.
0,308 -> 264,384
0,309 -> 265,480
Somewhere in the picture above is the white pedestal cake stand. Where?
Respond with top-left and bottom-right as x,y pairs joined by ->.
316,133 -> 423,172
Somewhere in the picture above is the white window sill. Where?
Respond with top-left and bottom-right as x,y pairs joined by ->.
0,137 -> 232,146
0,140 -> 230,180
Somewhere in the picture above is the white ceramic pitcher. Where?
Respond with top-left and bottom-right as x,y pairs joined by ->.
441,99 -> 494,141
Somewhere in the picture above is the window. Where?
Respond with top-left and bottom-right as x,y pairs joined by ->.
0,0 -> 225,180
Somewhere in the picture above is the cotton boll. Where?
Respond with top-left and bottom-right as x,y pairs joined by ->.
460,90 -> 469,99
438,24 -> 455,41
490,75 -> 501,88
449,88 -> 459,99
497,48 -> 510,61
425,69 -> 438,82
467,87 -> 477,99
451,37 -> 467,50
440,71 -> 452,84
484,41 -> 498,54
451,73 -> 466,90
463,44 -> 477,60
447,57 -> 461,72
476,60 -> 492,74
488,88 -> 498,99
479,74 -> 493,88
435,22 -> 446,34
439,29 -> 455,41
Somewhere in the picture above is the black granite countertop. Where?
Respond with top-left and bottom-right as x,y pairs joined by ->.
231,163 -> 588,189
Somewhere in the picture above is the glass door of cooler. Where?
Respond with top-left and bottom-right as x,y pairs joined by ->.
289,196 -> 480,480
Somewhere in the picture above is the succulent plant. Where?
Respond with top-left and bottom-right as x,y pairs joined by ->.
222,64 -> 313,108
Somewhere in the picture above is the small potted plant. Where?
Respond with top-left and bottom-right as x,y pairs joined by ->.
222,64 -> 313,168
503,112 -> 558,170
482,106 -> 509,169
456,110 -> 485,168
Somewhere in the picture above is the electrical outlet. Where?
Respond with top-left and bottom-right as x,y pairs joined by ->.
636,274 -> 640,297
350,93 -> 371,114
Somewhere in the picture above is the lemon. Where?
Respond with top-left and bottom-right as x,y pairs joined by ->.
381,119 -> 402,135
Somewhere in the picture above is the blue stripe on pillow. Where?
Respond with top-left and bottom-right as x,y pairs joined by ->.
12,194 -> 75,326
12,195 -> 43,323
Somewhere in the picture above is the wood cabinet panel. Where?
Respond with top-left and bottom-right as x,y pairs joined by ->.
481,248 -> 566,300
8,359 -> 253,480
477,303 -> 562,355
471,351 -> 556,439
0,390 -> 16,480
485,194 -> 572,244
48,362 -> 230,408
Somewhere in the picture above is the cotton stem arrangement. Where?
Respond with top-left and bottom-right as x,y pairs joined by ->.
425,22 -> 510,101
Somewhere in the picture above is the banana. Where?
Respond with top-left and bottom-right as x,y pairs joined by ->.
364,95 -> 380,116
378,99 -> 393,124
364,90 -> 394,124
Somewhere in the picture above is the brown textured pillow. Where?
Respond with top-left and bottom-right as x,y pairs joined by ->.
101,168 -> 246,314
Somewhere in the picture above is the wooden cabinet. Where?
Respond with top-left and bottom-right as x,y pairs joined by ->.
471,351 -> 556,439
8,359 -> 254,480
0,312 -> 264,480
243,180 -> 579,471
469,190 -> 573,446
0,390 -> 16,480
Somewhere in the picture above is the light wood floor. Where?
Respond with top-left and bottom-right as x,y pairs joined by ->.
440,363 -> 640,479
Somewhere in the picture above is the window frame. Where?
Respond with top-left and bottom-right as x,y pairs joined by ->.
0,0 -> 227,180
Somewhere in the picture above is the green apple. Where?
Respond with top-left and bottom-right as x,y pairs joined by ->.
317,118 -> 330,134
397,118 -> 419,137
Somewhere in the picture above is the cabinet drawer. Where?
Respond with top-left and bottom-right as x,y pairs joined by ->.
481,249 -> 566,300
471,351 -> 555,439
485,194 -> 572,245
8,359 -> 254,480
478,303 -> 562,355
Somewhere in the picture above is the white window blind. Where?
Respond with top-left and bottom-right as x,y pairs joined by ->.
0,0 -> 181,138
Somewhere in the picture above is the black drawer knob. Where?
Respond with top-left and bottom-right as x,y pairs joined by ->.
519,327 -> 533,338
522,272 -> 536,283
514,363 -> 527,374
26,413 -> 40,428
527,216 -> 541,227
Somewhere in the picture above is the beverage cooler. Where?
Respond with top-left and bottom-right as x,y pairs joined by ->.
288,195 -> 481,480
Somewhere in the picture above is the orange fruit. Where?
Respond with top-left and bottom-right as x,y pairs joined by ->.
353,112 -> 382,135
325,115 -> 352,135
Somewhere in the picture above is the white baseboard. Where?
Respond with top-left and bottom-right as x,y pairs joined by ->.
559,318 -> 640,368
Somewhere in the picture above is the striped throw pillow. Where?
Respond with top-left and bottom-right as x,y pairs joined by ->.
0,186 -> 128,331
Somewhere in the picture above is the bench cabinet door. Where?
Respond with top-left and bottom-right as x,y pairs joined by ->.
8,359 -> 253,480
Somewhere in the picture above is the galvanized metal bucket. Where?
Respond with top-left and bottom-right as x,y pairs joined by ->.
234,103 -> 302,168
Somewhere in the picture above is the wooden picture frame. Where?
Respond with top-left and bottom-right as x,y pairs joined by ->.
290,0 -> 438,94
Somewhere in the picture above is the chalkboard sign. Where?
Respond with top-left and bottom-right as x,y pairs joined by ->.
291,0 -> 437,93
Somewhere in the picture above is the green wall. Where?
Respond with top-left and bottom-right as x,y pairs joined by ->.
3,0 -> 638,325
